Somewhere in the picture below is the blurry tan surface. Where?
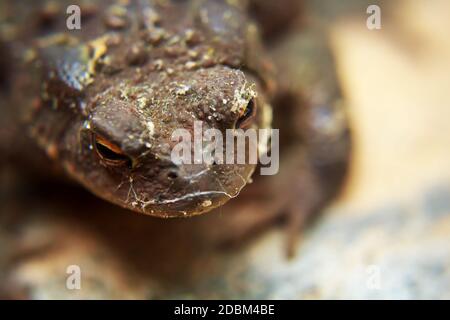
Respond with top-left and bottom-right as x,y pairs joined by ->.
334,0 -> 450,212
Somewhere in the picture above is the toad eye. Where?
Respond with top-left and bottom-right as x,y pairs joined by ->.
236,98 -> 257,129
93,134 -> 131,167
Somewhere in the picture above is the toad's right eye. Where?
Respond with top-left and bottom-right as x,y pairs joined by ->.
236,98 -> 257,129
93,134 -> 131,167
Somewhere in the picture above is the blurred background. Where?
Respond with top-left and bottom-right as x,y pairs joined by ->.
1,0 -> 450,299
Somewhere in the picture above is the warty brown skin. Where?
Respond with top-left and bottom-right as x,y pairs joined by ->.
1,0 -> 351,234
1,0 -> 275,217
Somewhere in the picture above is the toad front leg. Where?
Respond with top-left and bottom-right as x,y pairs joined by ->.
277,27 -> 352,255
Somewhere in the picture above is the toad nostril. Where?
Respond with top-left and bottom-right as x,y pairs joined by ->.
167,170 -> 179,180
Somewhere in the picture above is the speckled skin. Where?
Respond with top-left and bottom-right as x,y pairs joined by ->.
1,0 -> 276,217
1,0 -> 350,225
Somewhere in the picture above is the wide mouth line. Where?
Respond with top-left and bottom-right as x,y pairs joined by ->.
142,190 -> 235,206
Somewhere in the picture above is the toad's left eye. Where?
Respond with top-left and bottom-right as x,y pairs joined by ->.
93,134 -> 131,167
236,98 -> 257,129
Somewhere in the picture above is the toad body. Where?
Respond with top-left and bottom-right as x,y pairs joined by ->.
1,0 -> 351,235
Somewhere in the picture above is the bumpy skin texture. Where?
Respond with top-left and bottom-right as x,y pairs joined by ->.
1,0 -> 351,231
1,0 -> 274,217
